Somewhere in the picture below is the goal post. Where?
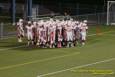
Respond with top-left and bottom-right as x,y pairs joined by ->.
107,1 -> 115,25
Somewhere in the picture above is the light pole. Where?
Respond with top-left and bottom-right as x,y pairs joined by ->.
12,0 -> 16,25
27,0 -> 32,20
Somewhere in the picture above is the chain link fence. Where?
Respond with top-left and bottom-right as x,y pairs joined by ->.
72,12 -> 107,25
0,23 -> 16,39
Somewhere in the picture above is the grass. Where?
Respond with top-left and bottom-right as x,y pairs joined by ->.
0,25 -> 115,77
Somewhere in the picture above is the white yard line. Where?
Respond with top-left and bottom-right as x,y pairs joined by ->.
0,35 -> 15,40
0,52 -> 80,70
37,58 -> 115,77
0,45 -> 25,51
0,31 -> 114,51
87,31 -> 113,36
0,31 -> 114,75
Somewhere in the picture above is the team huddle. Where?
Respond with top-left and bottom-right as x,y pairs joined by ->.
16,18 -> 88,48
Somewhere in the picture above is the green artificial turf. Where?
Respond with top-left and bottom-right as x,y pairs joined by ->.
0,25 -> 115,77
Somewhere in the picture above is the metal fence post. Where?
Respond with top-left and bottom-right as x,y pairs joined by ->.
0,22 -> 3,39
97,13 -> 100,25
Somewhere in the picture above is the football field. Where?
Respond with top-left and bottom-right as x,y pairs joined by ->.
0,25 -> 115,77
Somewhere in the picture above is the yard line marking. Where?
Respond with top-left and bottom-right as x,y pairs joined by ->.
87,31 -> 114,36
37,58 -> 115,77
0,45 -> 25,51
0,35 -> 15,40
0,31 -> 114,51
0,52 -> 80,70
0,31 -> 114,71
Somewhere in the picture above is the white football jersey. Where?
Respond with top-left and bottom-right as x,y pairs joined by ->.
17,22 -> 23,30
80,23 -> 88,32
26,25 -> 33,33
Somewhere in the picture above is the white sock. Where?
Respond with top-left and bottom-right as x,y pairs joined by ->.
82,42 -> 85,45
18,38 -> 22,42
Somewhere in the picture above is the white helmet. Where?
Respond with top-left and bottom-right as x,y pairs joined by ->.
50,18 -> 53,22
70,18 -> 73,21
76,21 -> 79,24
19,19 -> 23,22
33,21 -> 37,25
83,20 -> 87,23
28,21 -> 31,24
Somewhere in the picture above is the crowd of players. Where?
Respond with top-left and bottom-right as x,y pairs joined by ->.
16,18 -> 88,48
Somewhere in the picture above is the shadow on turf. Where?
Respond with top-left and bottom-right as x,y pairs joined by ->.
0,42 -> 74,52
0,39 -> 99,52
0,42 -> 25,48
0,34 -> 101,52
15,45 -> 76,51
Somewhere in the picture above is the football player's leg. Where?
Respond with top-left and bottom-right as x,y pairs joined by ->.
27,34 -> 30,46
69,32 -> 73,47
30,33 -> 34,45
81,32 -> 86,45
18,31 -> 23,42
67,32 -> 70,47
18,34 -> 22,42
